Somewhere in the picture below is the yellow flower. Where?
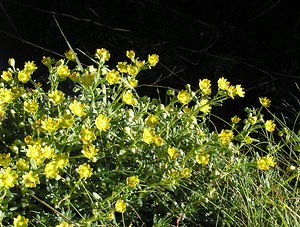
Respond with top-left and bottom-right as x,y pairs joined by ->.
57,65 -> 70,78
227,85 -> 236,99
177,90 -> 192,105
154,135 -> 164,146
145,115 -> 160,127
127,65 -> 139,76
0,167 -> 18,189
22,170 -> 40,188
26,144 -> 45,166
95,114 -> 111,132
13,215 -> 29,227
82,144 -> 99,160
54,153 -> 69,169
24,99 -> 39,113
265,120 -> 276,132
0,153 -> 12,166
167,147 -> 179,160
217,77 -> 230,90
55,222 -> 74,227
96,48 -> 110,62
1,70 -> 13,81
128,77 -> 138,87
106,69 -> 120,84
235,84 -> 245,97
0,103 -> 6,118
259,97 -> 271,107
143,128 -> 154,144
181,168 -> 192,178
48,90 -> 65,104
244,135 -> 253,144
60,113 -> 74,128
69,100 -> 86,117
44,162 -> 59,179
199,79 -> 211,95
42,56 -> 52,66
126,50 -> 136,61
218,129 -> 234,144
117,62 -> 128,73
0,88 -> 14,103
196,152 -> 210,165
257,155 -> 276,170
126,176 -> 140,188
76,163 -> 93,179
148,54 -> 159,67
115,199 -> 126,213
18,70 -> 31,83
231,115 -> 241,124
65,50 -> 76,61
16,158 -> 29,171
248,115 -> 257,125
80,127 -> 96,144
24,61 -> 37,73
41,117 -> 60,132
199,99 -> 211,114
123,90 -> 137,105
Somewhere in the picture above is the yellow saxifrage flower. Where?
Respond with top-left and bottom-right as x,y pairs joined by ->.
0,167 -> 18,189
115,199 -> 126,213
117,62 -> 128,73
41,117 -> 60,132
167,147 -> 179,160
80,127 -> 96,144
145,115 -> 160,127
148,54 -> 159,67
126,176 -> 140,188
199,79 -> 211,95
126,50 -> 136,61
0,153 -> 11,166
96,48 -> 110,62
265,120 -> 276,132
235,84 -> 245,97
123,90 -> 137,105
22,170 -> 40,188
13,215 -> 29,227
257,155 -> 276,170
218,77 -> 230,90
24,61 -> 37,73
143,128 -> 154,144
181,168 -> 192,178
16,158 -> 29,171
95,114 -> 111,132
48,90 -> 65,105
218,129 -> 234,144
199,99 -> 211,114
60,113 -> 74,128
259,97 -> 271,107
231,115 -> 241,124
154,135 -> 164,146
24,99 -> 39,113
0,88 -> 14,103
106,69 -> 120,85
177,90 -> 192,105
65,50 -> 76,61
57,65 -> 70,78
55,222 -> 74,227
196,152 -> 210,165
82,144 -> 99,160
1,71 -> 13,81
76,163 -> 93,180
44,161 -> 59,179
69,100 -> 86,117
18,70 -> 31,83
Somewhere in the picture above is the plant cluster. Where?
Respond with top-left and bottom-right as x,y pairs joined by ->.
0,49 -> 299,226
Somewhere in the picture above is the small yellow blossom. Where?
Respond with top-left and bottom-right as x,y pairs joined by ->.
13,215 -> 29,227
257,155 -> 276,170
0,88 -> 14,103
48,90 -> 65,105
143,128 -> 155,144
196,152 -> 210,165
126,50 -> 135,61
123,90 -> 137,105
115,199 -> 126,213
24,61 -> 37,73
148,54 -> 159,67
0,167 -> 18,189
106,69 -> 120,84
24,99 -> 39,113
82,144 -> 99,160
16,158 -> 29,171
65,50 -> 76,61
167,147 -> 179,160
218,129 -> 234,144
126,176 -> 140,188
96,48 -> 110,62
42,56 -> 52,66
54,153 -> 69,169
77,163 -> 93,179
154,135 -> 164,146
199,99 -> 211,114
55,222 -> 74,227
199,79 -> 211,95
235,84 -> 245,97
80,127 -> 96,144
128,77 -> 138,87
265,120 -> 276,132
181,168 -> 192,178
217,77 -> 230,90
244,135 -> 253,144
60,113 -> 74,128
22,170 -> 40,188
248,115 -> 257,125
0,103 -> 6,118
145,115 -> 160,127
69,100 -> 86,117
57,65 -> 70,78
259,97 -> 271,107
117,62 -> 128,73
127,65 -> 139,76
44,162 -> 59,179
95,114 -> 111,132
0,153 -> 12,166
1,70 -> 13,81
41,117 -> 60,132
26,143 -> 45,166
231,115 -> 241,124
18,70 -> 31,83
177,90 -> 192,105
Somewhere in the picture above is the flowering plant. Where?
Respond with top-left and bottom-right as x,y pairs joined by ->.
0,49 -> 299,226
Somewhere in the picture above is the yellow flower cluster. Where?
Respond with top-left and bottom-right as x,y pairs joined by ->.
265,120 -> 276,132
217,77 -> 245,99
218,129 -> 234,144
257,155 -> 276,170
143,128 -> 164,146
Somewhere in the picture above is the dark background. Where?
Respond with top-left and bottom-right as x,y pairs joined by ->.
0,0 -> 299,125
